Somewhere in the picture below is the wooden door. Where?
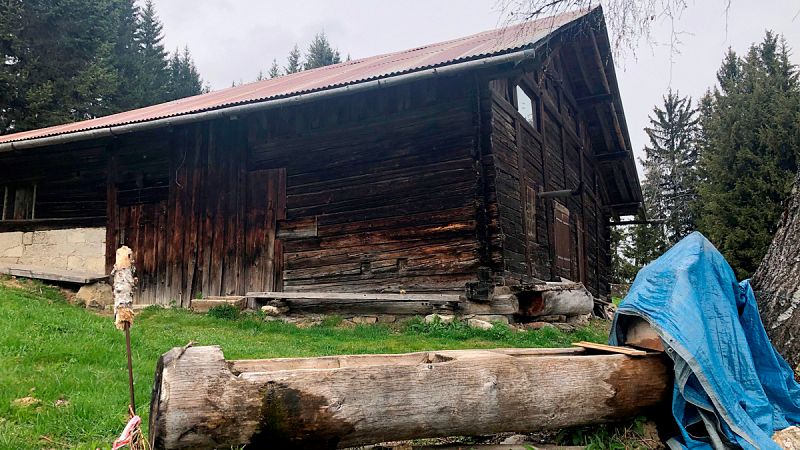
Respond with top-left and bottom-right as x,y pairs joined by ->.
553,201 -> 571,279
244,168 -> 286,293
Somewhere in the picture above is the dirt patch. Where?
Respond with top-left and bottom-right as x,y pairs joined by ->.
12,396 -> 41,407
0,275 -> 28,290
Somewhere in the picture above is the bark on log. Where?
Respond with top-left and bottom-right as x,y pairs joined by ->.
752,172 -> 800,372
149,346 -> 671,449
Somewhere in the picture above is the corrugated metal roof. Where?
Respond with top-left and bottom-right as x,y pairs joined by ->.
0,9 -> 591,144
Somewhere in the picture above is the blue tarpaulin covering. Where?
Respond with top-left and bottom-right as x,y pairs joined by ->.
609,232 -> 800,449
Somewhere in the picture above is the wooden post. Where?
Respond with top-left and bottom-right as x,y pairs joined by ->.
149,346 -> 671,449
112,245 -> 137,416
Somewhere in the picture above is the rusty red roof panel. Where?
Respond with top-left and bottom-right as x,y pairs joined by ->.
0,9 -> 590,144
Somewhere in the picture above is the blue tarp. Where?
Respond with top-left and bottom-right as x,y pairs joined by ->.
609,232 -> 800,450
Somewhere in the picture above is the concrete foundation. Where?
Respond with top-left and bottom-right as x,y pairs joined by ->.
0,228 -> 106,274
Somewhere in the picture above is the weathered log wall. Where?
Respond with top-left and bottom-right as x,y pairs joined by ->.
0,47 -> 623,303
247,77 -> 482,293
484,49 -> 610,296
101,76 -> 485,303
0,145 -> 107,229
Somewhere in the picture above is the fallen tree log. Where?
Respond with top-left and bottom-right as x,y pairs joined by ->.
149,346 -> 671,449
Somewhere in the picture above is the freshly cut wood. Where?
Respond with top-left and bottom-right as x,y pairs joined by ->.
247,291 -> 462,315
149,346 -> 671,449
622,317 -> 665,352
515,282 -> 594,317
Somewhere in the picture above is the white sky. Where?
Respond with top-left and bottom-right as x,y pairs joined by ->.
154,0 -> 800,172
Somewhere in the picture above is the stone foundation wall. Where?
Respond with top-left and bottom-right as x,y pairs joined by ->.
0,228 -> 106,274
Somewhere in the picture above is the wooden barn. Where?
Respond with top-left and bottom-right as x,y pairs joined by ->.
0,7 -> 641,314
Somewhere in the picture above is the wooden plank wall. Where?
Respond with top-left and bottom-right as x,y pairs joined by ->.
107,122 -> 253,305
247,77 -> 483,294
0,146 -> 107,223
485,52 -> 610,296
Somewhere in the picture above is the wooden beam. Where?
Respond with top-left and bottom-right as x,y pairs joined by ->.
149,346 -> 672,449
248,291 -> 463,316
575,93 -> 613,107
594,151 -> 630,162
0,216 -> 107,232
0,264 -> 106,284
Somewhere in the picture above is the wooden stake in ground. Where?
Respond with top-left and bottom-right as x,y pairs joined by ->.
110,245 -> 147,450
149,346 -> 671,449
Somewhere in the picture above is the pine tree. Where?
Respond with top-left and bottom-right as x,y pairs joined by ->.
136,0 -> 169,105
285,44 -> 302,74
697,32 -> 800,278
640,90 -> 700,245
304,32 -> 341,70
268,59 -> 281,78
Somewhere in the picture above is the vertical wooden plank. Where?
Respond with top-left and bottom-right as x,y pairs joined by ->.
155,201 -> 166,304
209,122 -> 227,296
274,168 -> 287,291
105,148 -> 118,274
199,122 -> 215,298
235,122 -> 247,294
220,123 -> 238,295
182,125 -> 203,306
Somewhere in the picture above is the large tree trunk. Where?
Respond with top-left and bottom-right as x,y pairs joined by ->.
149,346 -> 671,449
752,172 -> 800,372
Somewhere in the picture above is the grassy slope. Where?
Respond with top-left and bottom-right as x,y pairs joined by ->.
0,278 -> 608,449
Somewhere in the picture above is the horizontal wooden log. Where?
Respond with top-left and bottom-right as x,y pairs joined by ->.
516,282 -> 594,317
149,346 -> 671,449
0,216 -> 106,232
247,291 -> 462,315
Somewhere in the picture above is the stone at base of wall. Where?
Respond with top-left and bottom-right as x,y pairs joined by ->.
75,282 -> 113,309
0,228 -> 106,274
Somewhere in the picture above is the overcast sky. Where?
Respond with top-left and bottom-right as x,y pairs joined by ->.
154,0 -> 800,171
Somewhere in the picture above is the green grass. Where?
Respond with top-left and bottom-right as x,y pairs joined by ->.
0,277 -> 608,449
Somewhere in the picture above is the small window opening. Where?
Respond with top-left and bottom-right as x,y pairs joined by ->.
516,85 -> 538,128
1,184 -> 36,221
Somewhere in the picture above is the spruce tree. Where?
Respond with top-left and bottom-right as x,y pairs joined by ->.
136,0 -> 169,105
640,90 -> 700,245
166,46 -> 203,101
304,32 -> 341,70
110,0 -> 144,110
285,44 -> 302,74
0,0 -> 24,134
268,59 -> 281,78
697,32 -> 800,278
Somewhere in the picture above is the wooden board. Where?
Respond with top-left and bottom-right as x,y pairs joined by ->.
0,264 -> 106,284
571,341 -> 648,356
250,291 -> 462,315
